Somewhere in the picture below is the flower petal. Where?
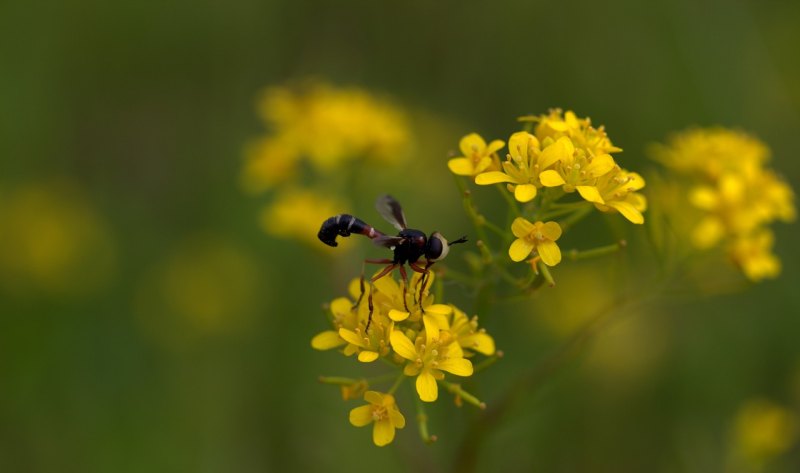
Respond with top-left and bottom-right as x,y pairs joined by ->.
514,184 -> 537,202
389,409 -> 406,429
364,390 -> 384,405
330,297 -> 354,317
584,153 -> 615,177
438,357 -> 473,376
373,419 -> 395,446
388,309 -> 410,321
509,238 -> 534,262
339,328 -> 367,347
475,171 -> 514,185
511,217 -> 534,238
459,133 -> 487,156
508,132 -> 537,160
540,221 -> 562,241
390,331 -> 418,360
349,405 -> 373,427
311,330 -> 345,350
576,185 -> 605,204
416,370 -> 438,402
539,169 -> 566,187
539,136 -> 574,169
461,332 -> 496,355
447,157 -> 475,176
537,240 -> 562,266
486,139 -> 505,154
608,201 -> 644,224
358,351 -> 379,362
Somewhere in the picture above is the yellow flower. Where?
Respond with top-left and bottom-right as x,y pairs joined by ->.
508,218 -> 562,266
310,296 -> 362,351
475,131 -> 565,202
371,270 -> 451,325
240,136 -> 300,194
532,109 -> 622,158
260,188 -> 350,247
591,166 -> 647,224
449,306 -> 495,356
728,230 -> 781,282
349,391 -> 406,446
732,399 -> 796,464
448,133 -> 504,177
390,329 -> 473,402
256,83 -> 410,171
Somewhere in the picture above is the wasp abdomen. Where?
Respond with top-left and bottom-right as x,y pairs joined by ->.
318,214 -> 380,247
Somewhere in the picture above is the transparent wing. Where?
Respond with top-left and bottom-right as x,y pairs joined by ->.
372,235 -> 404,249
375,194 -> 407,231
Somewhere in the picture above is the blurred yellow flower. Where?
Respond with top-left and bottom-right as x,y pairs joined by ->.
390,329 -> 473,402
475,131 -> 563,202
447,133 -> 504,178
508,218 -> 562,266
349,391 -> 406,446
732,399 -> 797,466
0,180 -> 115,295
261,188 -> 350,247
653,127 -> 795,281
255,82 -> 410,173
240,136 -> 300,194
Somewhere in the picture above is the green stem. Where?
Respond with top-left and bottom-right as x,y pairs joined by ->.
473,351 -> 504,374
557,204 -> 593,230
415,396 -> 438,444
495,183 -> 522,218
318,376 -> 359,386
388,372 -> 405,395
454,176 -> 491,247
565,240 -> 627,261
440,380 -> 486,409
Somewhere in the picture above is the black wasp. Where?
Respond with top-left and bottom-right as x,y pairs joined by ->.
318,195 -> 467,332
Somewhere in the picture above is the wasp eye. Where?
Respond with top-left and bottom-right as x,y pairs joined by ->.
426,232 -> 450,261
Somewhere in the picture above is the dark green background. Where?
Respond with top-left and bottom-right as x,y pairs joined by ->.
1,0 -> 799,471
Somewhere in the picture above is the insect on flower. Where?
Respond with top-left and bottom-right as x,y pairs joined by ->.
318,195 -> 467,332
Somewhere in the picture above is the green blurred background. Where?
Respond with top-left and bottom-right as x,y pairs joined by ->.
1,0 -> 799,471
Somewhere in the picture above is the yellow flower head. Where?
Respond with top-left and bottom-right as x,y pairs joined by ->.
475,131 -> 565,202
509,218 -> 563,266
448,133 -> 505,178
728,230 -> 781,282
260,188 -> 350,247
732,399 -> 797,464
532,109 -> 622,159
390,328 -> 473,402
591,166 -> 648,224
256,83 -> 410,172
449,306 -> 495,356
240,136 -> 300,194
349,391 -> 406,446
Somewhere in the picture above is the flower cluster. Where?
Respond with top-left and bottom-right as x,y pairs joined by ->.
242,81 -> 411,246
467,109 -> 646,224
312,271 -> 496,446
653,128 -> 795,281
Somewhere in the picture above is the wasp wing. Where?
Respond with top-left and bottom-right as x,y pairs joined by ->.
372,235 -> 404,249
375,194 -> 407,231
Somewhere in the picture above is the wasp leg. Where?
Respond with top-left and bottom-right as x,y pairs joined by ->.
409,261 -> 433,310
354,258 -> 394,310
365,263 -> 397,332
398,265 -> 410,313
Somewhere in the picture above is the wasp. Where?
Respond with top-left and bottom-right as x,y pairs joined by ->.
318,195 -> 467,331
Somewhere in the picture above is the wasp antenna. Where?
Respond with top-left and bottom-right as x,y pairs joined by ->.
450,236 -> 468,245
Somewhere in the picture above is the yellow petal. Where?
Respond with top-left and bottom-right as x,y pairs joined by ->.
509,238 -> 534,262
311,331 -> 345,350
349,405 -> 373,427
447,157 -> 475,176
373,419 -> 395,446
423,315 -> 438,345
389,409 -> 406,429
626,172 -> 646,191
539,136 -> 574,169
438,357 -> 473,376
486,139 -> 505,154
364,391 -> 384,405
608,201 -> 644,224
692,217 -> 724,249
511,217 -> 534,238
339,328 -> 366,347
330,297 -> 353,317
508,132 -> 537,160
537,240 -> 562,266
388,309 -> 410,321
576,186 -> 605,204
461,332 -> 495,355
689,187 -> 719,210
416,370 -> 438,402
459,133 -> 487,156
584,153 -> 615,177
347,279 -> 362,300
514,184 -> 537,202
390,331 -> 418,360
474,156 -> 493,174
539,170 -> 566,187
475,171 -> 514,185
358,351 -> 379,362
540,221 -> 562,241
